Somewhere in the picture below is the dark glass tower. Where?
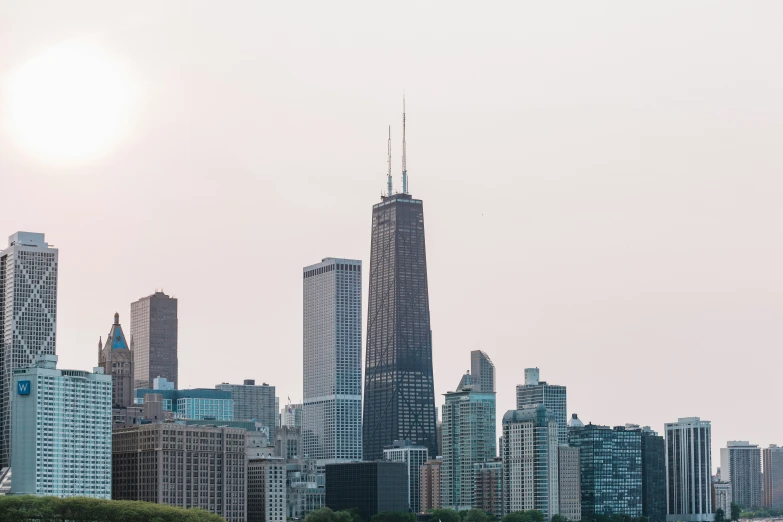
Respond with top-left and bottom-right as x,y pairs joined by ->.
362,192 -> 437,460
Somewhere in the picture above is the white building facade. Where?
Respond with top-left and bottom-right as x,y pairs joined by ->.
302,258 -> 362,463
665,417 -> 712,522
248,457 -> 287,522
0,232 -> 59,468
11,355 -> 112,498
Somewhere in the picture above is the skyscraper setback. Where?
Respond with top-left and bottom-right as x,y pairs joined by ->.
0,232 -> 58,468
130,291 -> 178,389
363,107 -> 438,460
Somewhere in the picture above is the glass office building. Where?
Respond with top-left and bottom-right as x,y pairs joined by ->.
135,387 -> 233,421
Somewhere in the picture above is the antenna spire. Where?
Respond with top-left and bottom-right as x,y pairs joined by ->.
387,125 -> 393,197
402,96 -> 408,194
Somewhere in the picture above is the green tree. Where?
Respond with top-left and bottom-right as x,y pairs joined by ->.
432,508 -> 462,522
463,509 -> 491,522
502,511 -> 546,522
730,502 -> 741,522
714,508 -> 726,522
551,515 -> 570,522
371,512 -> 416,522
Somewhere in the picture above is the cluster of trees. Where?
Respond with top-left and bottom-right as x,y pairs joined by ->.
0,495 -> 225,522
305,508 -> 364,522
737,507 -> 783,520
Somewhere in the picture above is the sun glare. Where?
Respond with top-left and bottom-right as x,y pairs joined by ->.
6,42 -> 133,165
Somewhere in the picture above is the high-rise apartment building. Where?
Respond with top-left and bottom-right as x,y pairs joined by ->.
442,372 -> 497,510
11,355 -> 111,498
502,405 -> 560,519
325,461 -> 408,522
98,312 -> 134,408
217,380 -> 278,437
721,441 -> 762,509
302,258 -> 362,463
475,459 -> 503,519
0,232 -> 58,468
516,368 -> 567,445
568,419 -> 642,518
471,350 -> 495,392
363,131 -> 438,459
131,291 -> 177,389
248,457 -> 287,522
559,445 -> 582,521
384,440 -> 429,513
664,417 -> 712,522
637,426 -> 667,522
421,458 -> 443,512
112,423 -> 247,522
763,445 -> 783,508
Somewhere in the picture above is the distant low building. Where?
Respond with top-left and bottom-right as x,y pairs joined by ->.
713,480 -> 732,514
325,461 -> 408,521
134,386 -> 233,421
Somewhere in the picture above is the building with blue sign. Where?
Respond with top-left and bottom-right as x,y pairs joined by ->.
11,354 -> 112,498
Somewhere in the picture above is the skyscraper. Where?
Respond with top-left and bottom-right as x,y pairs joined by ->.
0,231 -> 58,468
98,312 -> 134,408
502,405 -> 560,519
558,445 -> 582,522
363,108 -> 437,460
130,291 -> 178,389
720,441 -> 762,509
303,258 -> 362,463
471,350 -> 495,392
763,445 -> 783,508
441,372 -> 497,510
639,426 -> 667,522
516,368 -> 567,445
383,440 -> 429,513
217,380 -> 278,437
664,417 -> 712,522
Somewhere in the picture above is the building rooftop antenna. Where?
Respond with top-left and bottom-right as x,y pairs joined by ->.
401,96 -> 408,194
387,125 -> 393,197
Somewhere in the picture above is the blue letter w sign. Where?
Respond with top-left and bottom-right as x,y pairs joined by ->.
17,381 -> 30,395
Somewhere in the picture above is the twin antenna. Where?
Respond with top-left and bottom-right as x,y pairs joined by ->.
386,98 -> 408,197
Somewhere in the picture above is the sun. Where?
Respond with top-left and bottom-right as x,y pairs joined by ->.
6,41 -> 133,165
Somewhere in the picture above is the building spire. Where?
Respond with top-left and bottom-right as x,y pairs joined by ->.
401,96 -> 408,194
387,125 -> 393,197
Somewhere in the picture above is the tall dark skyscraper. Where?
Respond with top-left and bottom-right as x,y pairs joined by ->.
362,105 -> 438,460
131,291 -> 178,389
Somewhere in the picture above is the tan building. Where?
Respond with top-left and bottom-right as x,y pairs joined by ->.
474,459 -> 502,518
420,459 -> 442,512
112,423 -> 247,522
248,457 -> 287,522
558,445 -> 581,521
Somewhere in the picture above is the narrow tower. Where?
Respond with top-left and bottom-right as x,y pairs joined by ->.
387,125 -> 393,197
401,97 -> 408,194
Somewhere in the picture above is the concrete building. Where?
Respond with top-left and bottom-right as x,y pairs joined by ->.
248,457 -> 286,522
0,232 -> 58,468
721,441 -> 762,509
568,417 -> 642,518
112,423 -> 247,522
516,368 -> 567,445
286,459 -> 325,519
217,380 -> 278,438
384,440 -> 429,513
503,405 -> 560,519
11,354 -> 112,498
763,444 -> 783,508
275,426 -> 302,461
664,417 -> 712,522
303,258 -> 362,464
713,480 -> 732,514
281,402 -> 303,428
559,445 -> 582,521
471,350 -> 496,392
421,458 -> 443,512
135,386 -> 233,421
442,372 -> 497,510
474,459 -> 503,519
325,461 -> 408,521
131,291 -> 178,389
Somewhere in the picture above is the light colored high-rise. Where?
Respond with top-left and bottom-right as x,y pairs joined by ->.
502,405 -> 559,520
11,354 -> 112,498
516,368 -> 567,445
471,350 -> 495,392
217,379 -> 278,436
420,459 -> 442,512
248,457 -> 287,522
130,291 -> 178,389
0,232 -> 58,468
559,445 -> 582,521
303,258 -> 362,463
442,372 -> 497,510
763,445 -> 783,508
664,417 -> 712,522
384,440 -> 429,513
281,402 -> 303,428
112,423 -> 247,522
720,441 -> 762,509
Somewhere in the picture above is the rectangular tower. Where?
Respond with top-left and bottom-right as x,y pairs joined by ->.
130,291 -> 178,389
0,231 -> 58,468
763,445 -> 783,508
640,427 -> 667,522
516,368 -> 567,445
720,441 -> 762,509
471,350 -> 495,392
559,445 -> 582,522
363,192 -> 437,460
303,258 -> 362,463
217,379 -> 278,437
664,417 -> 712,522
383,440 -> 429,513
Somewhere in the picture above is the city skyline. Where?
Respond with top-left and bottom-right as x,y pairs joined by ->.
2,2 -> 782,472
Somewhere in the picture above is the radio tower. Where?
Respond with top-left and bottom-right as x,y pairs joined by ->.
401,97 -> 408,194
387,125 -> 393,197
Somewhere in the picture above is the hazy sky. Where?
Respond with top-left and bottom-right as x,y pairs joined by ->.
1,2 -> 781,468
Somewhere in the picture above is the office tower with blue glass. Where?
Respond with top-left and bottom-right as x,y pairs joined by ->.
516,368 -> 567,445
303,258 -> 363,463
363,106 -> 438,460
11,355 -> 112,498
0,232 -> 58,468
664,417 -> 713,522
